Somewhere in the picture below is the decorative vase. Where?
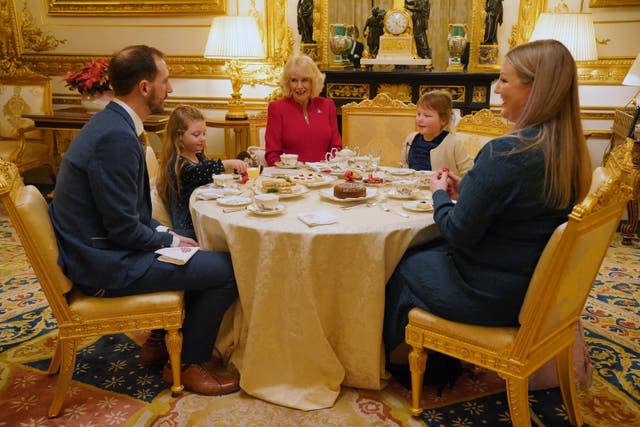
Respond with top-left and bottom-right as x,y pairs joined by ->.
447,24 -> 468,72
81,91 -> 113,112
329,23 -> 354,66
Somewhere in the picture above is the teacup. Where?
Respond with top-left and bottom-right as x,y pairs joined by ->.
254,193 -> 279,211
415,170 -> 435,187
280,153 -> 299,167
213,174 -> 234,187
393,179 -> 418,196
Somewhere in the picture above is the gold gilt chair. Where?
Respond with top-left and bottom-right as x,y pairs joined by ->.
454,108 -> 513,159
0,159 -> 185,418
0,73 -> 57,176
144,141 -> 173,227
404,138 -> 638,427
341,92 -> 417,167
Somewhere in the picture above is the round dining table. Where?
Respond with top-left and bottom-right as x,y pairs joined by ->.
190,166 -> 440,410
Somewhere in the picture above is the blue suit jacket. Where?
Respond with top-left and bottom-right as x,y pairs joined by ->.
50,102 -> 173,289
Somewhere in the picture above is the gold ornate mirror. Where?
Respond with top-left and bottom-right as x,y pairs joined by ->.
312,0 -> 496,72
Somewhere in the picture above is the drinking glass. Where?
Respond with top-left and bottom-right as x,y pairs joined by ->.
247,167 -> 260,180
368,146 -> 382,170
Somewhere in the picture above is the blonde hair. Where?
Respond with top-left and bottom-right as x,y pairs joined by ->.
156,105 -> 206,205
506,39 -> 591,208
279,54 -> 326,98
417,90 -> 453,130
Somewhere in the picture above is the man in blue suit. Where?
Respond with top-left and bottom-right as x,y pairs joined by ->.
49,45 -> 239,396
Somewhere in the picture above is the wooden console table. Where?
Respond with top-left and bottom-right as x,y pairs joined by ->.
321,69 -> 498,115
24,107 -> 169,159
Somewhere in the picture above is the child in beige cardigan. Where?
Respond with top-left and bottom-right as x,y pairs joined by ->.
399,90 -> 472,176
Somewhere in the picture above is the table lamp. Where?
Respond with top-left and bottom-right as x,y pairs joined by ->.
622,53 -> 640,138
204,16 -> 266,120
528,1 -> 598,62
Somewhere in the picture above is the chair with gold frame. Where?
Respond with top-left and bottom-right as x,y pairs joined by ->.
607,109 -> 638,245
454,108 -> 513,159
0,160 -> 185,418
341,93 -> 417,167
404,138 -> 638,427
0,73 -> 57,176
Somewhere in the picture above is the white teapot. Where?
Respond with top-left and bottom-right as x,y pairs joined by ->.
325,147 -> 359,163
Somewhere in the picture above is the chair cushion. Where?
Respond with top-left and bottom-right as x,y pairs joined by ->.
408,307 -> 518,351
69,288 -> 184,319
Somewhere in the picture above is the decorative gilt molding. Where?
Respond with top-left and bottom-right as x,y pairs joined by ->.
419,85 -> 466,103
377,84 -> 412,102
47,0 -> 225,16
20,2 -> 66,52
510,0 -> 635,84
472,86 -> 488,104
325,83 -> 370,100
456,108 -> 514,136
342,92 -> 416,110
12,0 -> 290,81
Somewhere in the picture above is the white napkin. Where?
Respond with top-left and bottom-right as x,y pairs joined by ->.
297,211 -> 338,227
155,247 -> 200,265
194,188 -> 224,200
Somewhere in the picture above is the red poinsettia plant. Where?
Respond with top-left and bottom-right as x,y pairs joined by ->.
62,58 -> 110,96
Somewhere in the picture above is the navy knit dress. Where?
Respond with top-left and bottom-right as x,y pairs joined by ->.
167,153 -> 225,231
383,127 -> 573,353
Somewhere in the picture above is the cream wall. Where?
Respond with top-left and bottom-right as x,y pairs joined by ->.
15,0 -> 640,164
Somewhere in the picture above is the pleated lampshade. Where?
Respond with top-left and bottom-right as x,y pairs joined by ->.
204,16 -> 265,59
622,54 -> 640,87
529,12 -> 598,61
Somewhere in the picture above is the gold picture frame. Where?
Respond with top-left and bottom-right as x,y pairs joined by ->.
47,0 -> 225,16
510,0 -> 636,84
589,0 -> 640,7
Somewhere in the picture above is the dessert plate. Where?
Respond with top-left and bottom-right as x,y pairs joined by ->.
319,187 -> 377,202
403,200 -> 434,212
386,189 -> 414,200
247,203 -> 286,216
384,167 -> 415,176
254,184 -> 309,199
216,196 -> 253,207
290,174 -> 337,188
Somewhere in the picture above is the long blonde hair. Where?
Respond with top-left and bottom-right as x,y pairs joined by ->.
156,105 -> 206,205
506,39 -> 591,208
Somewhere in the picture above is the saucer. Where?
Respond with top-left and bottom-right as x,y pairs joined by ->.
216,196 -> 253,207
275,161 -> 303,169
247,203 -> 286,216
403,200 -> 433,212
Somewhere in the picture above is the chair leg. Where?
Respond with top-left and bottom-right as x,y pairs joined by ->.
47,338 -> 61,375
621,199 -> 638,245
408,345 -> 427,416
165,328 -> 184,397
505,377 -> 532,427
556,346 -> 583,426
48,339 -> 77,418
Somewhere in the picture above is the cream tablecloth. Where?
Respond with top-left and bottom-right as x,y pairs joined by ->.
190,169 -> 439,410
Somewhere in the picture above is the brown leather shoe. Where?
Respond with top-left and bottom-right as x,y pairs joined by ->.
163,362 -> 239,396
140,332 -> 168,366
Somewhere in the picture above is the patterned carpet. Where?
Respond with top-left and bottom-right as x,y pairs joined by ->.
0,207 -> 638,426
